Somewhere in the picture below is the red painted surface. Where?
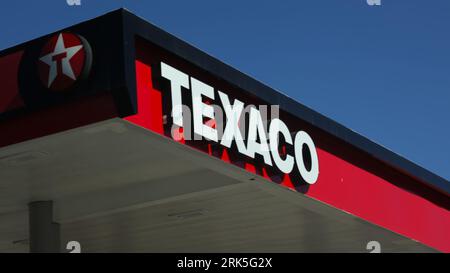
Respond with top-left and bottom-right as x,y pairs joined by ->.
126,55 -> 450,252
0,93 -> 118,148
124,60 -> 163,134
309,148 -> 450,252
0,51 -> 25,113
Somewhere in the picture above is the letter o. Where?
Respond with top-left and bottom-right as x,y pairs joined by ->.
294,131 -> 319,184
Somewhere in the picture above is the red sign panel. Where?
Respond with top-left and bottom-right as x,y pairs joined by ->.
125,38 -> 450,252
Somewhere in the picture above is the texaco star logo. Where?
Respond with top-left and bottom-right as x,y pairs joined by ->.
38,32 -> 92,91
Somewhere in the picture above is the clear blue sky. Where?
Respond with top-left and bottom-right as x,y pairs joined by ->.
1,0 -> 449,180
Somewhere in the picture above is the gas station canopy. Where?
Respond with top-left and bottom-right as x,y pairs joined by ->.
0,9 -> 448,253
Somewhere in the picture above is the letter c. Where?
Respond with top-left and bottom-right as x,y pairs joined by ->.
269,118 -> 294,174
